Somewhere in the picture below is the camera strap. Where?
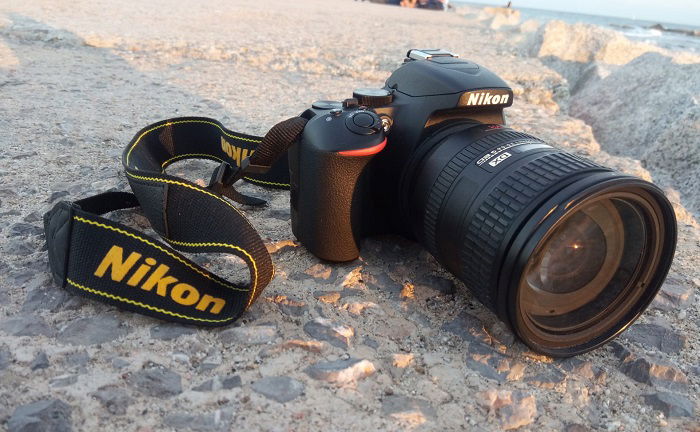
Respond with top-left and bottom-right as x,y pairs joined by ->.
44,116 -> 306,326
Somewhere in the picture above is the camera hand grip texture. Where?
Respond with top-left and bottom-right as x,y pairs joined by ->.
290,108 -> 386,262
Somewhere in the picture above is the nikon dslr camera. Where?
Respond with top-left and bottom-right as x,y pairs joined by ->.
289,49 -> 677,356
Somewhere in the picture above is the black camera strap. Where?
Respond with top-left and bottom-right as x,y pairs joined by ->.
44,116 -> 306,325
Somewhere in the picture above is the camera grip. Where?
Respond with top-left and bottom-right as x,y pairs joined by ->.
291,137 -> 385,262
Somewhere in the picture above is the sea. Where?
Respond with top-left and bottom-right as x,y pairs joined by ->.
451,1 -> 700,54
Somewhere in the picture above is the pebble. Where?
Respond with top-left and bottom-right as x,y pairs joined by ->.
149,324 -> 197,341
360,267 -> 403,294
251,376 -> 305,403
305,358 -> 376,386
413,274 -> 455,295
619,355 -> 688,390
30,351 -> 50,370
50,374 -> 78,387
266,295 -> 308,317
622,322 -> 686,354
650,277 -> 694,310
7,398 -> 72,432
219,325 -> 277,345
22,285 -> 72,312
57,314 -> 130,345
303,318 -> 354,349
525,368 -> 567,389
558,358 -> 606,383
0,346 -> 11,370
92,386 -> 133,415
381,395 -> 436,426
0,315 -> 53,337
164,410 -> 233,432
9,222 -> 43,237
477,389 -> 537,430
304,263 -> 333,280
126,362 -> 182,398
643,392 -> 695,418
441,311 -> 491,346
193,375 -> 242,392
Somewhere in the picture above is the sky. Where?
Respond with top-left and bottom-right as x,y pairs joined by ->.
463,0 -> 700,27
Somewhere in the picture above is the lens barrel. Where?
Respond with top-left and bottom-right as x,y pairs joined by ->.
405,123 -> 677,356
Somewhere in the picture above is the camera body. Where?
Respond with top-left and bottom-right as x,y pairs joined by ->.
290,49 -> 514,261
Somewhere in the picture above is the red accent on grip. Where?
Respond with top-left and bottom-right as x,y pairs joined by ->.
338,138 -> 387,157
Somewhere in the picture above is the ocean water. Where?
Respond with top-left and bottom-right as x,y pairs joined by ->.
452,2 -> 700,54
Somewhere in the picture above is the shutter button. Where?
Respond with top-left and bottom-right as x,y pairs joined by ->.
352,112 -> 375,128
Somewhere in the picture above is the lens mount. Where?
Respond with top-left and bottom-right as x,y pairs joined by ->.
501,175 -> 677,356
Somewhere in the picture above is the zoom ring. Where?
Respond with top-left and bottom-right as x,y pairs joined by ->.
423,130 -> 537,257
458,151 -> 602,309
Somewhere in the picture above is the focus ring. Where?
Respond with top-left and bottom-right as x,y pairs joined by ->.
423,130 -> 536,257
458,152 -> 602,309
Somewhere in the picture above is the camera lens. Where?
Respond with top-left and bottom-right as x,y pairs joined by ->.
405,123 -> 676,356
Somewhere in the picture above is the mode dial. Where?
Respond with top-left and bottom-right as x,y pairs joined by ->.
352,88 -> 393,107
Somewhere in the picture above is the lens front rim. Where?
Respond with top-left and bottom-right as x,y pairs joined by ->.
500,175 -> 677,357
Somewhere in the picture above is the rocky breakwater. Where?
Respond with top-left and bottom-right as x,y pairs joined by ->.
524,20 -> 700,215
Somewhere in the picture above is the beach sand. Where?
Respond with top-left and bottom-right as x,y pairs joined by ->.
0,0 -> 698,430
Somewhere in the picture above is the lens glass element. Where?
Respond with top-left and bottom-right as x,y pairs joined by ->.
520,197 -> 648,335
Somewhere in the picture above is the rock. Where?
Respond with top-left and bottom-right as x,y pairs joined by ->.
477,389 -> 537,430
413,274 -> 455,296
92,386 -> 132,415
486,321 -> 515,347
57,314 -> 129,345
643,392 -> 695,418
525,368 -> 567,389
558,358 -> 606,383
622,322 -> 686,354
441,311 -> 491,346
360,267 -> 403,294
63,350 -> 90,370
260,340 -> 325,358
251,376 -> 304,403
651,278 -> 694,311
314,291 -> 341,304
0,346 -> 12,370
265,295 -> 308,317
9,222 -> 43,237
569,53 -> 700,214
193,375 -> 242,392
303,318 -> 354,349
149,324 -> 197,341
164,410 -> 233,432
363,337 -> 379,349
466,356 -> 525,383
304,263 -> 333,280
305,358 -> 376,386
30,351 -> 49,370
219,325 -> 277,345
198,351 -> 222,372
7,399 -> 72,432
127,362 -> 182,398
0,315 -> 53,337
111,358 -> 130,369
381,395 -> 436,426
387,353 -> 414,379
50,374 -> 78,387
22,285 -> 72,312
620,355 -> 688,390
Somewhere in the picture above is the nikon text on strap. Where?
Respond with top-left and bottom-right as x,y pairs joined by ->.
44,116 -> 306,325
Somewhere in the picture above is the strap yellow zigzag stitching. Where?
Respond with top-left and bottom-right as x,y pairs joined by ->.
124,171 -> 262,304
73,216 -> 249,293
243,177 -> 291,188
125,119 -> 261,165
66,278 -> 235,323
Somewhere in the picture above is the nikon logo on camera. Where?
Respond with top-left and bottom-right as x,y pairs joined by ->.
460,89 -> 512,107
94,245 -> 226,314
